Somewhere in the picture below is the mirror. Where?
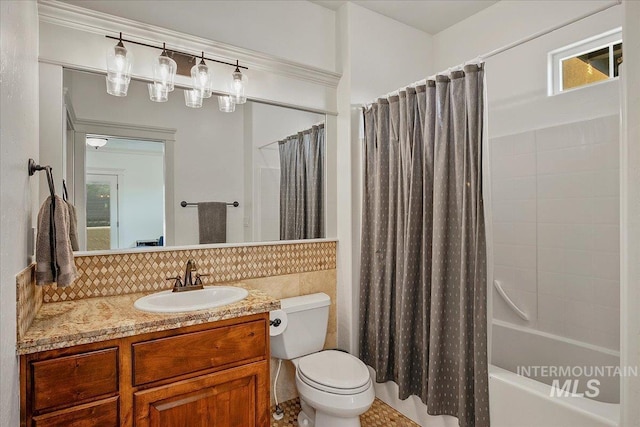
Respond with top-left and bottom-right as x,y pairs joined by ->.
60,69 -> 326,252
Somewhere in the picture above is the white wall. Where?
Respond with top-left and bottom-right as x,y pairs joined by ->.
432,0 -> 622,139
485,7 -> 621,138
66,70 -> 246,245
0,1 -> 39,425
432,0 -> 619,72
86,143 -> 165,248
61,0 -> 336,72
39,62 -> 65,204
621,1 -> 640,424
348,4 -> 436,104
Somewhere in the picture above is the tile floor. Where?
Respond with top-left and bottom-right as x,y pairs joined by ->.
271,397 -> 419,426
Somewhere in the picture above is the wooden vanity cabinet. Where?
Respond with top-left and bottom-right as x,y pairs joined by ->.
20,313 -> 270,427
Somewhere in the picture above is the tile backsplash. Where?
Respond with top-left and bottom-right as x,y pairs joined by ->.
16,265 -> 41,341
42,241 -> 336,302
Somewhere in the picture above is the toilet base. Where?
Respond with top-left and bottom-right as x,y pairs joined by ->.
298,410 -> 314,427
297,409 -> 362,427
315,410 -> 362,427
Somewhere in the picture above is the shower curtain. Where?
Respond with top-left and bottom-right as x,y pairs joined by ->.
278,123 -> 325,240
359,64 -> 489,427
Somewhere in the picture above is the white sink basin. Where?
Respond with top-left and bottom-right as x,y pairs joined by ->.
134,286 -> 249,313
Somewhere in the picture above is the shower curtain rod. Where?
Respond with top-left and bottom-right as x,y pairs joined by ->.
479,0 -> 621,61
362,0 -> 621,107
257,121 -> 325,150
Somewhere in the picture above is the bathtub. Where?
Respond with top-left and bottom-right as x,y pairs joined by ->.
490,366 -> 619,427
368,320 -> 620,426
492,320 -> 620,403
490,320 -> 620,426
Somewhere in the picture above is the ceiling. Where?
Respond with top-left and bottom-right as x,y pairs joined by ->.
311,0 -> 498,35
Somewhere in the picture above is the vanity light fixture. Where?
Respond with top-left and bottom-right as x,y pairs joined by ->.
104,33 -> 248,112
105,32 -> 133,97
191,52 -> 213,98
148,83 -> 169,102
218,95 -> 235,113
230,60 -> 248,104
153,43 -> 177,92
185,89 -> 203,108
86,137 -> 108,149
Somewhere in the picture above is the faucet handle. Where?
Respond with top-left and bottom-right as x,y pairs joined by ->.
194,273 -> 209,286
166,276 -> 183,288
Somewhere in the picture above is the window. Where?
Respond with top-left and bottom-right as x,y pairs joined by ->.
549,28 -> 622,95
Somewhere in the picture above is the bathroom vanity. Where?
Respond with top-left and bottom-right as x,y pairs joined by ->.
18,286 -> 278,427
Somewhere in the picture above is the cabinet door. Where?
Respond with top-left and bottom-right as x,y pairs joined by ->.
134,362 -> 269,427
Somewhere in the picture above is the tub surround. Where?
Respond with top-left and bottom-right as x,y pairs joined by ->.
16,283 -> 279,355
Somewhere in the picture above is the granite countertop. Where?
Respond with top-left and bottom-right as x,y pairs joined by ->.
17,283 -> 280,355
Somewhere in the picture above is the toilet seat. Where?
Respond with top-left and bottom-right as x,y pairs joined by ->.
297,350 -> 371,395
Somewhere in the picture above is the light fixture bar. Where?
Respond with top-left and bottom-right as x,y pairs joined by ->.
105,34 -> 248,70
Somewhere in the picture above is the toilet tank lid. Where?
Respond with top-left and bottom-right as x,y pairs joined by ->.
279,292 -> 330,314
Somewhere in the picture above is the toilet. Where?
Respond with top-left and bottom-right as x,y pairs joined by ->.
271,293 -> 374,427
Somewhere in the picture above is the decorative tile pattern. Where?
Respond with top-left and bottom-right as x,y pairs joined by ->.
16,264 -> 41,341
17,283 -> 279,355
271,398 -> 419,427
41,241 -> 336,302
360,399 -> 421,427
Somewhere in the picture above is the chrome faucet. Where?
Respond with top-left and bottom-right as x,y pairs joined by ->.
167,259 -> 207,292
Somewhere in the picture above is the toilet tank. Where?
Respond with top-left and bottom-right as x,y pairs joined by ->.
271,292 -> 330,360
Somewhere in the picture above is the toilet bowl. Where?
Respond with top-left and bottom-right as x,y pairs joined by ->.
293,350 -> 375,427
270,293 -> 375,427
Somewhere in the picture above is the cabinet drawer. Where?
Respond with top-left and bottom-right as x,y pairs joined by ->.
31,348 -> 118,412
32,396 -> 119,427
132,320 -> 266,386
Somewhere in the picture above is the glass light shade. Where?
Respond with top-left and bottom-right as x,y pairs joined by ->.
153,53 -> 177,92
86,137 -> 108,149
184,89 -> 203,108
148,83 -> 169,102
218,95 -> 235,113
105,78 -> 130,97
229,70 -> 247,104
106,43 -> 133,96
191,61 -> 213,98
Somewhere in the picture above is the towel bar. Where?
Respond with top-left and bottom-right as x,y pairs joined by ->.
180,201 -> 239,207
